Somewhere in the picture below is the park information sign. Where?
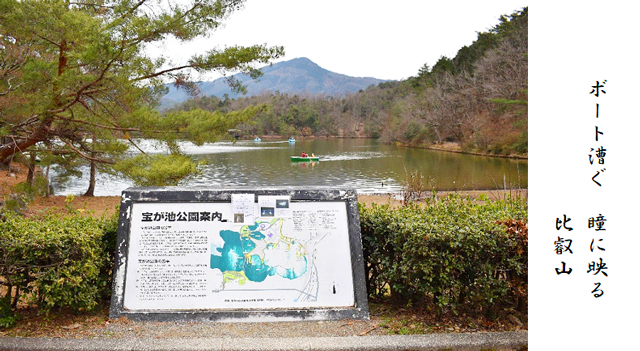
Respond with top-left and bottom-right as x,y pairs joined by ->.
109,187 -> 369,322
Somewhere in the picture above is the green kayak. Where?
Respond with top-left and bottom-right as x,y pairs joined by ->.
290,156 -> 319,162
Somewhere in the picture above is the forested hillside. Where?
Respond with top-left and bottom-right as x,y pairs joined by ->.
169,7 -> 528,156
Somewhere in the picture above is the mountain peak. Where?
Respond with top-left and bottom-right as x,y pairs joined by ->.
289,57 -> 314,64
284,57 -> 319,66
160,58 -> 390,109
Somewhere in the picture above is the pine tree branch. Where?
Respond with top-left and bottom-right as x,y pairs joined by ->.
61,139 -> 116,164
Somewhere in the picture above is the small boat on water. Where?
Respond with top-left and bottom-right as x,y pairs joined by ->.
254,137 -> 261,142
288,137 -> 296,143
290,156 -> 319,162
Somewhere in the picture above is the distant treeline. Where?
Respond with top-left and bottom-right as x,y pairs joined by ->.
168,7 -> 528,156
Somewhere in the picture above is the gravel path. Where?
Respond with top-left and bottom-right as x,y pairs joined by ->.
100,318 -> 387,339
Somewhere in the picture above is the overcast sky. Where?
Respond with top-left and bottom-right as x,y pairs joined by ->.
151,0 -> 527,81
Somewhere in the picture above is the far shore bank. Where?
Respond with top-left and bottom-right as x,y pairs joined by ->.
416,142 -> 528,160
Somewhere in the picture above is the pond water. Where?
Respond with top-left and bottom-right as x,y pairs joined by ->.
49,138 -> 527,196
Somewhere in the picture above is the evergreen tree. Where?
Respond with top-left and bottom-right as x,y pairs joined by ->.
0,0 -> 283,190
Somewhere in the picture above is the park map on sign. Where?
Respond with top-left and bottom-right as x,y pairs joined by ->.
210,218 -> 319,302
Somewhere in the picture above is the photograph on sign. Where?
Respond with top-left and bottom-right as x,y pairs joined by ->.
258,195 -> 292,218
231,193 -> 255,225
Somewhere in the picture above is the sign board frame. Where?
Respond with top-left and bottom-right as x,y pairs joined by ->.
109,187 -> 369,322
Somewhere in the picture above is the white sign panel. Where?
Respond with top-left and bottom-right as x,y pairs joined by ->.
122,201 -> 355,311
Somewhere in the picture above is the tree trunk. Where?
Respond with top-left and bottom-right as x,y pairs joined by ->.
45,164 -> 51,197
0,120 -> 51,164
27,150 -> 36,186
11,286 -> 20,309
83,159 -> 96,197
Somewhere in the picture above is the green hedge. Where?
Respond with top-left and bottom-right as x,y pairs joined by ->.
0,213 -> 118,316
359,194 -> 527,314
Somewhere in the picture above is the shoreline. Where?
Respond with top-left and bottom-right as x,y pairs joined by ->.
3,163 -> 526,218
18,190 -> 527,219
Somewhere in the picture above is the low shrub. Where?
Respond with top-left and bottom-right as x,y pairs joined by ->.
97,213 -> 119,301
359,194 -> 527,315
0,212 -> 118,315
0,294 -> 16,328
